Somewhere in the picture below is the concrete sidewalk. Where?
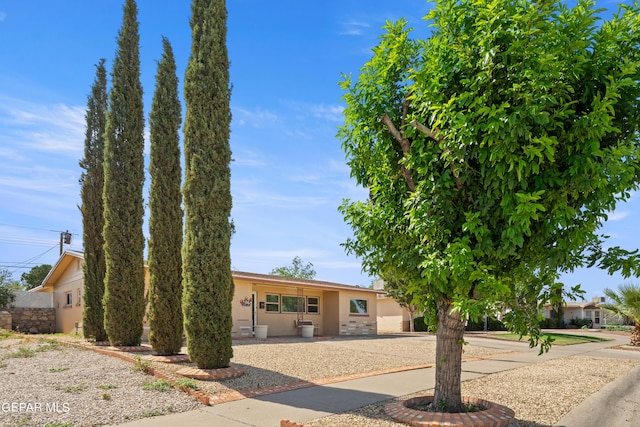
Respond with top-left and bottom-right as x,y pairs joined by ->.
113,332 -> 640,427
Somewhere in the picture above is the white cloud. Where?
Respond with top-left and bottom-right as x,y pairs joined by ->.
233,106 -> 278,127
0,96 -> 85,155
310,104 -> 345,122
231,148 -> 267,167
339,20 -> 370,36
233,181 -> 330,209
607,211 -> 629,222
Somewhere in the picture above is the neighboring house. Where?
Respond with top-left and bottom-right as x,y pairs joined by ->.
372,279 -> 417,333
32,250 -> 383,337
542,297 -> 607,328
376,292 -> 415,333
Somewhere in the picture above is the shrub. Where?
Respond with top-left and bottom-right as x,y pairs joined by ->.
570,318 -> 591,328
465,317 -> 507,331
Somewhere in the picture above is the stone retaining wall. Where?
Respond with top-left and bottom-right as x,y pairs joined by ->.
7,308 -> 56,334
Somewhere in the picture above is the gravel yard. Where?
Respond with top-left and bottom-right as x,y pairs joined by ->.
0,332 -> 638,427
303,355 -> 640,427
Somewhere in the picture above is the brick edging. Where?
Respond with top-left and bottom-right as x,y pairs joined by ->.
384,395 -> 515,427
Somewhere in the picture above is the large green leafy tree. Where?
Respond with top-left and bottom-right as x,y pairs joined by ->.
102,0 -> 146,346
0,269 -> 18,308
148,37 -> 184,355
80,59 -> 108,342
183,0 -> 234,368
339,0 -> 640,411
20,264 -> 53,290
602,284 -> 640,346
270,256 -> 317,279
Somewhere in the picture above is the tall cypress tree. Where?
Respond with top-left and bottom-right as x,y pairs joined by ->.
183,0 -> 234,368
148,37 -> 183,355
80,59 -> 108,343
102,0 -> 145,347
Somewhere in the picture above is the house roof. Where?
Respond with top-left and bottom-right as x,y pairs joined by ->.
232,271 -> 382,294
31,249 -> 85,292
31,250 -> 381,295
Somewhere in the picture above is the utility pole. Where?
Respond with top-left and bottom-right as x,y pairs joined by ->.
59,230 -> 71,255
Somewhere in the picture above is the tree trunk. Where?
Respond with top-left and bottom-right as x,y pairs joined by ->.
433,299 -> 466,412
631,323 -> 640,346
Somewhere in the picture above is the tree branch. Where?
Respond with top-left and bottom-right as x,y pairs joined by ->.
410,119 -> 441,141
380,114 -> 416,192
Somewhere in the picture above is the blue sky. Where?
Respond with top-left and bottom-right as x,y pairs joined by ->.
0,0 -> 637,300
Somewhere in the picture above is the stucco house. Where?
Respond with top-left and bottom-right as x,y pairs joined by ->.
542,297 -> 606,328
32,250 -> 383,338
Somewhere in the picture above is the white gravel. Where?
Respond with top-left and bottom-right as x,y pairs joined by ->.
1,333 -> 638,427
0,336 -> 200,427
303,355 -> 640,427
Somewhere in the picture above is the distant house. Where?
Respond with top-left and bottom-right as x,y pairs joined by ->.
373,279 -> 419,333
32,250 -> 383,338
542,297 -> 607,328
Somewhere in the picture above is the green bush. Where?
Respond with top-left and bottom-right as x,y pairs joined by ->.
465,317 -> 507,331
540,317 -> 563,328
569,318 -> 591,328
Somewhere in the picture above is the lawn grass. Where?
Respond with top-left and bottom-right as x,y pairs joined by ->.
488,332 -> 610,345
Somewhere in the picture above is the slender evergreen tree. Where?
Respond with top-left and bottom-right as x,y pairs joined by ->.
80,59 -> 108,342
102,0 -> 145,346
148,37 -> 183,355
183,0 -> 234,368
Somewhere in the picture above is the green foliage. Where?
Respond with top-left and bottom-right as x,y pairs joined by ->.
102,0 -> 146,347
182,0 -> 234,369
601,283 -> 640,323
80,58 -> 108,343
132,355 -> 152,374
19,264 -> 52,290
339,0 -> 640,410
270,256 -> 317,279
465,317 -> 507,332
142,379 -> 172,391
0,269 -> 17,308
148,37 -> 184,356
176,378 -> 201,391
569,318 -> 592,328
96,384 -> 117,390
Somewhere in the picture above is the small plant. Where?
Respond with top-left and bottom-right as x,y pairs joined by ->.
132,355 -> 153,374
0,329 -> 16,340
142,409 -> 164,417
59,383 -> 87,393
49,367 -> 70,373
101,393 -> 112,400
0,359 -> 7,368
176,378 -> 201,391
96,384 -> 117,390
7,347 -> 35,358
44,423 -> 73,427
143,379 -> 172,392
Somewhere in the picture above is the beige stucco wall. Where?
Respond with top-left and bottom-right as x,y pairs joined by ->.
52,257 -> 84,334
338,290 -> 377,335
251,283 -> 324,336
231,281 -> 253,338
377,297 -> 406,333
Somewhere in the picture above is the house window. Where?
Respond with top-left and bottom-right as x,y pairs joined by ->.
281,296 -> 305,313
64,292 -> 73,307
595,311 -> 600,324
350,298 -> 368,315
265,294 -> 279,312
307,297 -> 319,314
